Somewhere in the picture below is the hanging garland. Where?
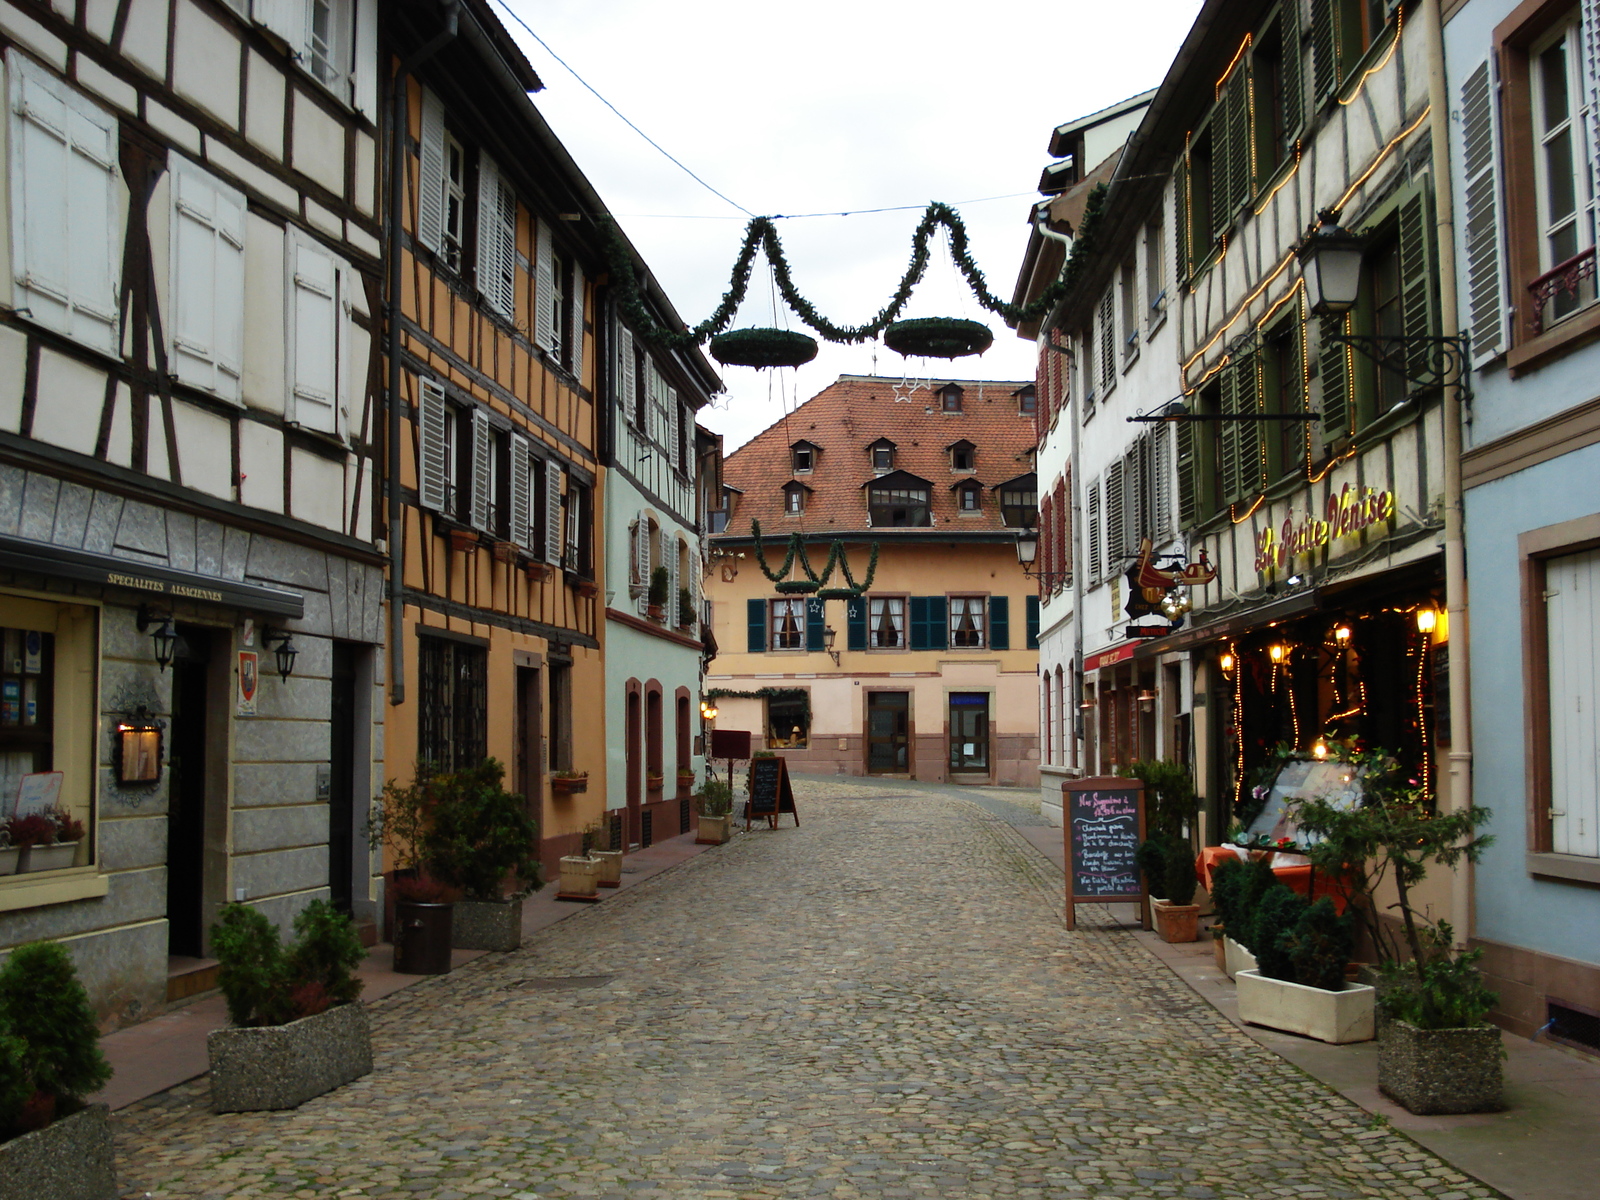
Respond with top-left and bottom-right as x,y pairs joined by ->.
750,523 -> 879,598
704,687 -> 811,724
602,185 -> 1110,351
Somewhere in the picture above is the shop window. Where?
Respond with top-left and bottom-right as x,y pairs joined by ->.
0,626 -> 54,796
767,695 -> 809,749
417,636 -> 487,772
869,597 -> 906,649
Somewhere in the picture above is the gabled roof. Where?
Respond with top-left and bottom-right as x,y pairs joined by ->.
789,438 -> 823,451
945,438 -> 977,452
860,470 -> 934,491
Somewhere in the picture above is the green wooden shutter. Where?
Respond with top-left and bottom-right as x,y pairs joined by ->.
1219,369 -> 1242,502
909,595 -> 930,650
989,596 -> 1010,650
1025,595 -> 1040,650
1176,419 -> 1199,527
747,598 -> 766,653
1234,353 -> 1262,499
1311,0 -> 1338,99
1174,158 -> 1190,281
1398,188 -> 1438,388
806,597 -> 826,652
1210,111 -> 1233,239
1318,313 -> 1351,443
1226,66 -> 1252,209
928,596 -> 948,649
1281,0 -> 1305,147
846,596 -> 867,651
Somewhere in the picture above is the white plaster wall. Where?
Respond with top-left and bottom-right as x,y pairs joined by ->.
171,399 -> 232,500
244,49 -> 287,161
242,213 -> 287,415
31,348 -> 106,457
289,447 -> 345,531
291,89 -> 345,198
239,421 -> 284,512
172,0 -> 241,129
0,324 -> 25,433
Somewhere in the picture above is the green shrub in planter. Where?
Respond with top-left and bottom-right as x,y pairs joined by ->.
212,901 -> 365,1028
1222,856 -> 1284,955
0,942 -> 111,1137
1135,832 -> 1197,905
677,586 -> 694,626
649,566 -> 670,610
1246,885 -> 1309,984
1283,897 -> 1357,993
425,759 -> 541,899
695,780 -> 733,819
1378,922 -> 1498,1030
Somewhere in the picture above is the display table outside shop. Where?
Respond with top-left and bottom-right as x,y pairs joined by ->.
1196,845 -> 1355,914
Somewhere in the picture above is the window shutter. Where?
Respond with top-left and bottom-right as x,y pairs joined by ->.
1174,159 -> 1190,281
1104,459 -> 1125,564
909,595 -> 930,650
1311,0 -> 1339,99
476,154 -> 515,318
669,389 -> 681,470
747,598 -> 766,653
1176,421 -> 1198,528
1460,58 -> 1508,366
470,408 -> 493,532
1025,595 -> 1040,650
670,538 -> 681,624
510,434 -> 532,549
689,545 -> 701,628
544,461 -> 563,564
635,510 -> 651,591
287,230 -> 340,431
353,0 -> 379,122
172,162 -> 246,402
846,596 -> 867,651
1397,188 -> 1439,392
252,0 -> 305,49
534,218 -> 556,352
570,266 -> 586,379
1280,0 -> 1305,147
418,378 -> 448,512
417,88 -> 446,255
989,596 -> 1010,650
1152,426 -> 1173,540
10,60 -> 120,354
618,327 -> 636,419
1318,314 -> 1352,445
806,597 -> 825,652
1225,67 -> 1251,210
1098,289 -> 1116,390
1087,478 -> 1103,584
1233,355 -> 1263,499
1585,3 -> 1600,247
928,596 -> 948,650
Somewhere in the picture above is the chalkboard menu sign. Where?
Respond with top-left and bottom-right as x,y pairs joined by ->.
745,756 -> 798,829
1062,777 -> 1149,931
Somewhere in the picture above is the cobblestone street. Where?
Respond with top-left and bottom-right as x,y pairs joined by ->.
114,781 -> 1503,1200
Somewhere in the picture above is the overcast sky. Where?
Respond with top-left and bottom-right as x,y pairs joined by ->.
492,0 -> 1203,451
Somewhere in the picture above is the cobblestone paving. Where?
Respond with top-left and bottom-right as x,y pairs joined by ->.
115,781 -> 1504,1200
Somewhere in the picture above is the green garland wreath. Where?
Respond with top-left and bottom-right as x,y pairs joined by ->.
704,686 -> 811,723
709,327 -> 819,368
883,317 -> 993,359
601,186 -> 1109,350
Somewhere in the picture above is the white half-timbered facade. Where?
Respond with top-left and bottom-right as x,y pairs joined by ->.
0,0 -> 386,1025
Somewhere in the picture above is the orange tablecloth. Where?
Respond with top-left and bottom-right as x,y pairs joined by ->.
1196,846 -> 1354,914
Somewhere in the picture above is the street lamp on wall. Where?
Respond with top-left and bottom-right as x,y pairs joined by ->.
1015,529 -> 1071,588
822,625 -> 841,668
1296,209 -> 1366,316
136,605 -> 178,672
260,627 -> 299,682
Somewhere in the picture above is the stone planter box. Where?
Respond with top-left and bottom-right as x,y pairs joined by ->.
1236,969 -> 1375,1044
1152,900 -> 1199,943
0,1103 -> 115,1200
557,854 -> 601,901
453,896 -> 523,952
1223,936 -> 1258,980
696,814 -> 731,845
1379,1019 -> 1503,1114
18,842 -> 78,872
207,1002 -> 372,1113
592,849 -> 623,888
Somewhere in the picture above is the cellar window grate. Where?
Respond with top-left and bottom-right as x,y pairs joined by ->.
1548,999 -> 1600,1056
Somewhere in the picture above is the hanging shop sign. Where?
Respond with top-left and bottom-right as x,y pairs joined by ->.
1254,484 -> 1398,573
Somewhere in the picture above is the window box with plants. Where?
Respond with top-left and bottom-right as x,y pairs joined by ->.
1125,761 -> 1201,943
5,810 -> 84,874
551,770 -> 588,796
423,760 -> 542,953
557,821 -> 604,901
206,901 -> 370,1112
676,767 -> 696,792
647,565 -> 670,620
1290,759 -> 1500,1112
646,771 -> 665,795
0,941 -> 115,1200
693,780 -> 733,845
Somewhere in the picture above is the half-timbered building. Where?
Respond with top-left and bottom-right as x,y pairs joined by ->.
0,0 -> 387,1023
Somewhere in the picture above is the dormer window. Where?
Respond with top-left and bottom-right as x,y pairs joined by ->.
790,440 -> 820,473
947,440 -> 976,473
998,473 -> 1038,529
955,481 -> 983,513
794,447 -> 813,472
782,481 -> 811,514
1017,384 -> 1037,414
868,438 -> 897,472
866,472 -> 931,527
939,383 -> 964,412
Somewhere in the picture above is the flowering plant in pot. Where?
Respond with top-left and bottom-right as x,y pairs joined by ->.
425,759 -> 541,953
551,769 -> 588,795
206,901 -> 371,1112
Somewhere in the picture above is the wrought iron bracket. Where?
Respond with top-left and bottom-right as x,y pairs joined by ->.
1325,331 -> 1472,404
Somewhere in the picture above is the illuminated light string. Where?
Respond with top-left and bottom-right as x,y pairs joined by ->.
1217,34 -> 1253,96
1231,494 -> 1265,525
1338,5 -> 1404,108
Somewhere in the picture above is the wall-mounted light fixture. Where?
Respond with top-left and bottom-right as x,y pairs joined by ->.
822,625 -> 841,667
114,707 -> 165,784
1219,651 -> 1236,674
1333,624 -> 1353,647
1136,688 -> 1157,711
260,627 -> 300,682
1415,606 -> 1438,635
136,605 -> 178,672
1268,643 -> 1288,664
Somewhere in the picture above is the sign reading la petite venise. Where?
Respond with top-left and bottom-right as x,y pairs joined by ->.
1254,483 -> 1398,573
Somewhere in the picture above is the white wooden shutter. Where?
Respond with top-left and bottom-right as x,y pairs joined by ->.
286,229 -> 340,431
544,461 -> 564,564
569,265 -> 585,380
171,160 -> 246,403
669,537 -> 680,624
618,327 -> 636,422
252,0 -> 305,50
510,433 -> 532,549
1086,477 -> 1102,584
1546,547 -> 1600,856
534,218 -> 556,352
470,408 -> 493,531
669,388 -> 681,470
1460,57 -> 1509,367
635,508 -> 651,588
476,154 -> 516,319
1104,459 -> 1125,565
417,87 -> 446,255
353,0 -> 379,122
8,55 -> 120,354
418,378 -> 448,512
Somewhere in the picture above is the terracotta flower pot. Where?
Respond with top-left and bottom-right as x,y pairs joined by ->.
1152,899 -> 1200,944
551,774 -> 588,796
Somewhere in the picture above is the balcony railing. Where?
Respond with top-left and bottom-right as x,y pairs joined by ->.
1529,246 -> 1596,334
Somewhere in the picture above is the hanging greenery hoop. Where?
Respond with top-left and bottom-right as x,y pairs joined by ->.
815,588 -> 857,601
883,317 -> 993,359
600,185 -> 1110,351
709,327 -> 819,369
773,579 -> 820,594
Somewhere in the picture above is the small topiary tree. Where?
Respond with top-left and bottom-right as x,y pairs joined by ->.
1227,855 -> 1285,954
1283,897 -> 1356,992
695,779 -> 733,818
678,586 -> 694,626
649,565 -> 670,609
211,900 -> 366,1028
1247,885 -> 1309,982
212,904 -> 290,1027
425,759 -> 541,900
0,941 -> 112,1135
0,1024 -> 33,1136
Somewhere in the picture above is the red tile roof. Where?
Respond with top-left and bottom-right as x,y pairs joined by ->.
718,374 -> 1036,538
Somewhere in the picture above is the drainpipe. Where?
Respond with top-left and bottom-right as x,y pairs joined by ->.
1422,0 -> 1474,945
386,0 -> 460,706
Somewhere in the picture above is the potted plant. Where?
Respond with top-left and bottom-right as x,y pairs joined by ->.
646,770 -> 664,794
1290,760 -> 1499,1111
425,759 -> 541,953
375,766 -> 457,975
206,901 -> 370,1112
647,565 -> 670,620
0,941 -> 115,1199
694,780 -> 733,845
1235,885 -> 1375,1044
551,770 -> 588,796
557,821 -> 603,901
677,586 -> 695,629
27,810 -> 83,873
1123,760 -> 1201,943
1208,856 -> 1279,978
590,819 -> 623,888
676,766 -> 696,792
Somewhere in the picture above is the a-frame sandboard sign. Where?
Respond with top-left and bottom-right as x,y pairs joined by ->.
1062,776 -> 1150,932
746,755 -> 799,830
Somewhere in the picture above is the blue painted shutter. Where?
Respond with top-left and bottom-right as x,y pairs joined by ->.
747,599 -> 766,653
806,597 -> 825,652
990,596 -> 1010,650
1025,595 -> 1040,650
846,596 -> 867,650
909,596 -> 930,650
928,597 -> 948,650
